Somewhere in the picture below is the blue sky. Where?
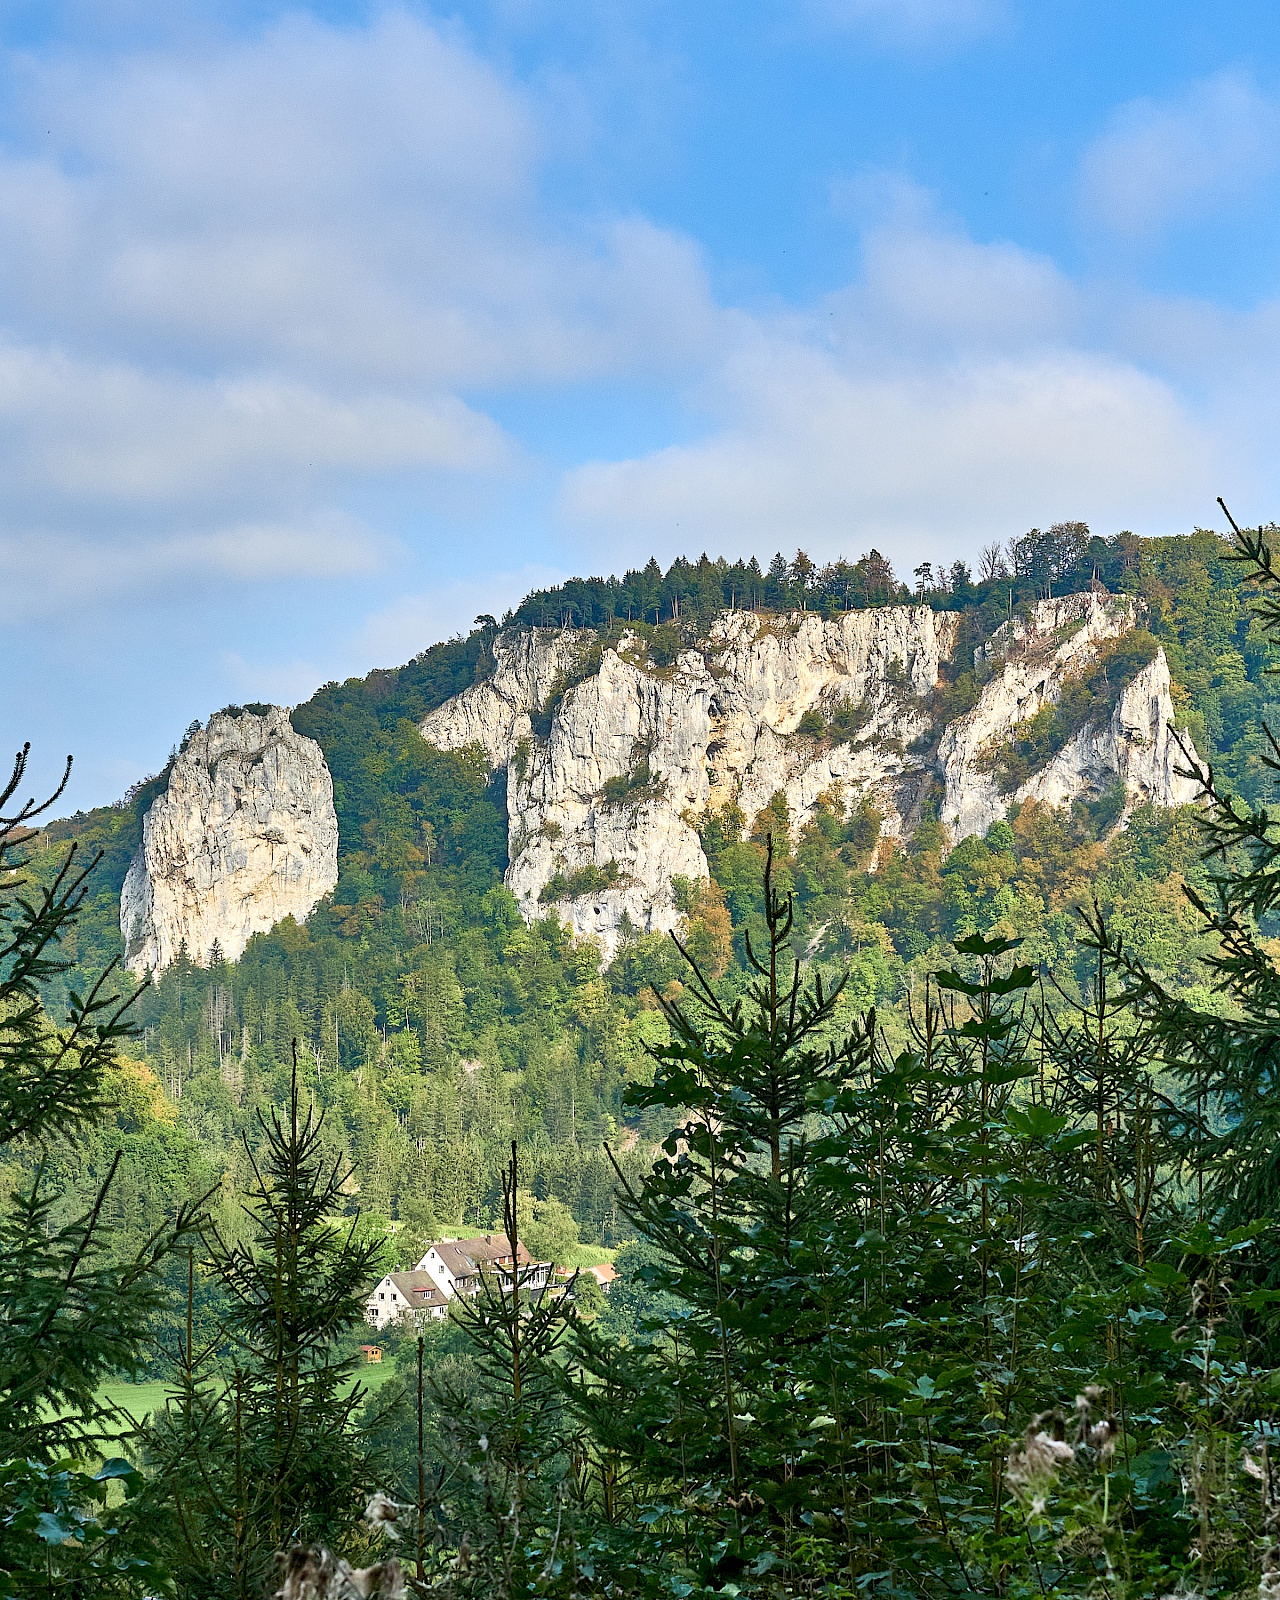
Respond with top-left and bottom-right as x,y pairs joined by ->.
4,0 -> 1280,811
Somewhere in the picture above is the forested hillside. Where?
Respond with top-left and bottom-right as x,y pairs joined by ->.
12,524 -> 1272,1272
16,521 -> 1280,1596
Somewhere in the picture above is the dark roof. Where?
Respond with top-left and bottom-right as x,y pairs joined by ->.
430,1234 -> 538,1277
386,1272 -> 449,1307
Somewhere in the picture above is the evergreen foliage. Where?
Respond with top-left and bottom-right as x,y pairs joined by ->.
0,745 -> 201,1595
143,1047 -> 388,1598
1090,511 -> 1280,1285
418,1144 -> 583,1596
11,525 -> 1273,1378
19,522 -> 1280,1594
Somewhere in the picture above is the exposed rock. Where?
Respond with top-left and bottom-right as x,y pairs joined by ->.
938,593 -> 1201,839
940,592 -> 1133,839
423,607 -> 945,958
1014,651 -> 1201,820
421,596 -> 1204,958
120,707 -> 339,974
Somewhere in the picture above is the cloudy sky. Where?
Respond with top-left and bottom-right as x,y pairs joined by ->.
3,0 -> 1279,810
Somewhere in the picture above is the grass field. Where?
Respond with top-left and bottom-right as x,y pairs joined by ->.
94,1361 -> 399,1434
560,1243 -> 616,1268
97,1380 -> 171,1429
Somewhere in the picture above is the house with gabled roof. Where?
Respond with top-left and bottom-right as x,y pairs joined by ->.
364,1271 -> 450,1332
364,1233 -> 553,1332
416,1234 -> 551,1298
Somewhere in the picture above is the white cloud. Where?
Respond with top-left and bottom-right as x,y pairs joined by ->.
562,198 -> 1219,571
211,563 -> 568,716
828,177 -> 1075,356
0,343 -> 506,513
0,10 -> 717,614
1080,71 -> 1280,240
805,0 -> 1007,47
564,345 -> 1209,568
0,511 -> 391,618
0,11 -> 716,387
352,566 -> 566,667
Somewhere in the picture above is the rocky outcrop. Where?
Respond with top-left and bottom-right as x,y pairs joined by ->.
937,593 -> 1201,838
1014,651 -> 1202,819
423,608 -> 962,956
421,596 -> 1203,957
121,707 -> 339,974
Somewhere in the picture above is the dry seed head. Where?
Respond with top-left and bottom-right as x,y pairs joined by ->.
1006,1423 -> 1076,1490
273,1547 -> 406,1599
364,1492 -> 405,1539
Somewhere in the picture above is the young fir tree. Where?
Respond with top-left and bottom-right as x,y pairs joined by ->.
568,842 -> 887,1591
423,1141 -> 583,1599
1093,515 -> 1280,1272
560,829 -> 1280,1596
145,1046 -> 388,1599
0,745 -> 201,1597
1076,513 -> 1280,1590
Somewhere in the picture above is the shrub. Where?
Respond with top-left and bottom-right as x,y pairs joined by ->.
600,745 -> 664,809
539,861 -> 621,903
823,695 -> 874,743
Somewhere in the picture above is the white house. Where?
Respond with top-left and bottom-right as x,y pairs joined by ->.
416,1234 -> 552,1298
365,1233 -> 552,1332
365,1271 -> 450,1332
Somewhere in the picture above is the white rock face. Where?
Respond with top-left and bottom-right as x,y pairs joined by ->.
423,608 -> 940,957
1015,652 -> 1202,820
121,708 -> 339,974
421,597 -> 1204,957
938,592 -> 1201,839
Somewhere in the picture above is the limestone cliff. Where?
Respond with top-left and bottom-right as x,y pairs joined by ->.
937,592 -> 1200,838
120,707 -> 339,974
421,595 -> 1202,958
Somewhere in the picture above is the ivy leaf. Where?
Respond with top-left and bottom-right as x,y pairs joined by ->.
1005,1106 -> 1068,1141
954,933 -> 1022,958
988,965 -> 1035,994
935,970 -> 981,996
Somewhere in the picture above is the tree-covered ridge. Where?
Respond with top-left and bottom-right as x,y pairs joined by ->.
501,521 -> 1197,627
15,522 -> 1280,1595
14,524 -> 1276,1285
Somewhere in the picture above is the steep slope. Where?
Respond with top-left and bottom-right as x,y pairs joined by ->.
120,707 -> 339,973
939,593 -> 1200,837
422,595 -> 1199,957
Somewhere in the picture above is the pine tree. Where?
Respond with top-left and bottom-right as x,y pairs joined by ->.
424,1141 -> 582,1598
0,744 -> 201,1595
563,850 -> 1238,1595
146,1045 -> 388,1599
1089,513 -> 1280,1287
568,841 -> 881,1591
